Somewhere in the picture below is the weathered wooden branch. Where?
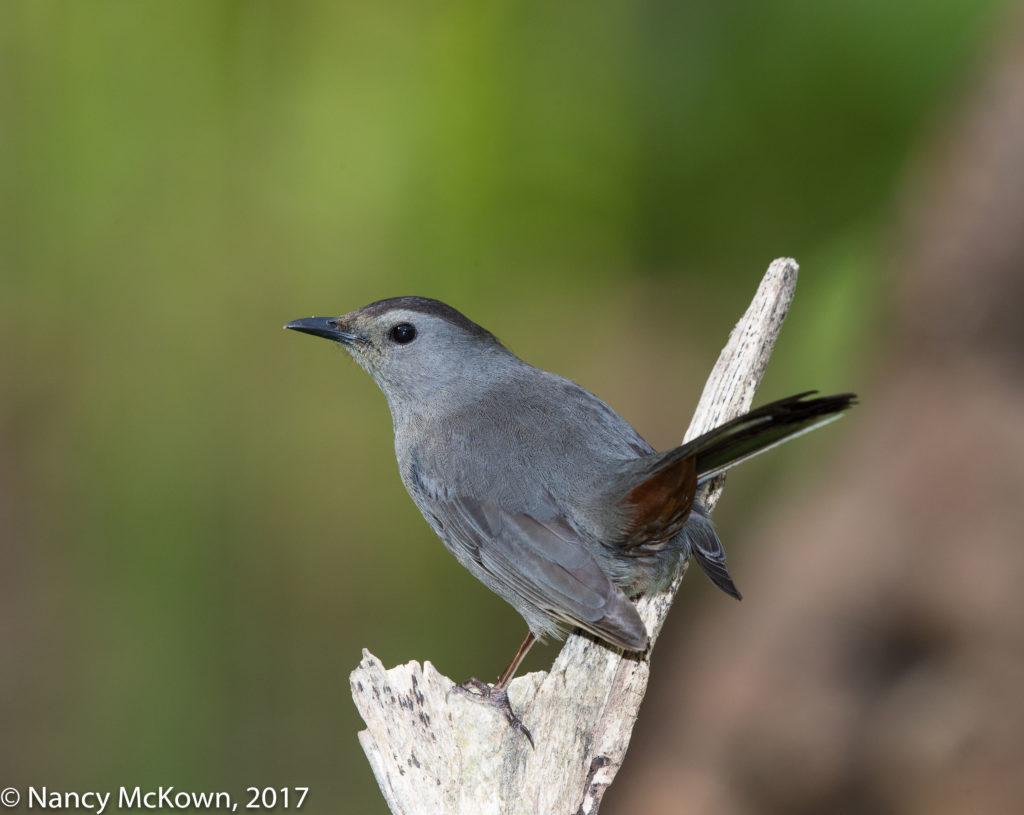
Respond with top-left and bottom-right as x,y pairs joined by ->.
350,258 -> 800,815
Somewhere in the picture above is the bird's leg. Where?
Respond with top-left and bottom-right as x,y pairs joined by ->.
449,632 -> 537,747
496,631 -> 537,690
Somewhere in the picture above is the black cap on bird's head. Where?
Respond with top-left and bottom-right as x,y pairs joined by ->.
285,297 -> 499,347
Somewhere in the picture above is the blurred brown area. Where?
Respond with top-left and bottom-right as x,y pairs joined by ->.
608,15 -> 1024,815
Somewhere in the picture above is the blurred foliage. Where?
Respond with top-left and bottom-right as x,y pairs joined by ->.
0,1 -> 1004,812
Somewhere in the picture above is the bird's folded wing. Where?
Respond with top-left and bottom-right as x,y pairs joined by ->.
436,496 -> 648,651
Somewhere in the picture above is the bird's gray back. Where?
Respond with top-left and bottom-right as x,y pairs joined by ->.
396,362 -> 653,519
389,362 -> 657,646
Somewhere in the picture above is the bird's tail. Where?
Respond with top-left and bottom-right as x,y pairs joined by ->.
615,391 -> 855,599
683,391 -> 857,483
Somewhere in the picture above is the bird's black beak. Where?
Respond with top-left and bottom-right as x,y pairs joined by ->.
284,317 -> 366,346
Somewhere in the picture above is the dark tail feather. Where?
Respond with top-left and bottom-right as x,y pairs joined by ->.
616,391 -> 854,599
687,505 -> 742,600
683,391 -> 856,482
693,549 -> 742,600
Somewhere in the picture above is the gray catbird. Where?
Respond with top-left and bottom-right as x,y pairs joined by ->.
286,296 -> 854,739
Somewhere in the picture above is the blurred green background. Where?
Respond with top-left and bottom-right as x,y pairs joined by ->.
0,1 -> 1008,813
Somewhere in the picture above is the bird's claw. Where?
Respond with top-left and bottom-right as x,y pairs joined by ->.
448,677 -> 534,748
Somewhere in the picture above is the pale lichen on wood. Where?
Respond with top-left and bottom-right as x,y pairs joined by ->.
350,258 -> 801,815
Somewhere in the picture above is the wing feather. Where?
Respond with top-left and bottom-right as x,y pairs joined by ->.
431,495 -> 648,651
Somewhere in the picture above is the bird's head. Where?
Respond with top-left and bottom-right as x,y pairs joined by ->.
285,296 -> 511,414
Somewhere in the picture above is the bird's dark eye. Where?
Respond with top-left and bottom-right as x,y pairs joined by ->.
389,322 -> 417,344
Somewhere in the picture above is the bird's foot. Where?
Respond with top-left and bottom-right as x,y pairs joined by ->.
448,677 -> 534,748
